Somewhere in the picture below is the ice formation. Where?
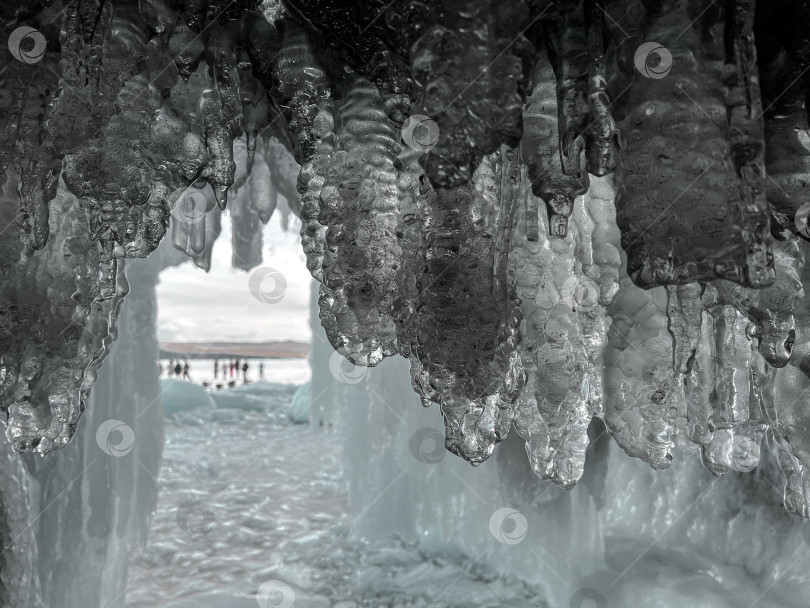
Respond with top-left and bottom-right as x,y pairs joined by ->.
7,0 -> 810,517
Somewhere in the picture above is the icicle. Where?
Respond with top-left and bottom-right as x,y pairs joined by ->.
409,0 -> 528,188
230,175 -> 263,272
583,0 -> 618,176
716,238 -> 802,368
263,15 -> 333,280
317,76 -> 401,366
574,176 -> 619,417
586,174 -> 622,306
2,186 -> 130,454
603,259 -> 684,469
684,304 -> 716,448
405,152 -> 524,465
699,294 -> 753,475
522,43 -> 589,238
237,51 -> 269,172
725,0 -> 774,287
510,159 -> 594,488
393,147 -> 427,359
543,0 -> 591,236
170,182 -> 214,258
248,141 -> 278,224
169,20 -> 205,83
665,282 -> 705,373
203,24 -> 242,209
611,0 -> 768,288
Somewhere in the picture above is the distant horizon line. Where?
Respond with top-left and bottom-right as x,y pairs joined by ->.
159,339 -> 310,345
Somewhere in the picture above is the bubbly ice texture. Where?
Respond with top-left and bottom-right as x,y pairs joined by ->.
318,75 -> 402,366
5,0 -> 810,521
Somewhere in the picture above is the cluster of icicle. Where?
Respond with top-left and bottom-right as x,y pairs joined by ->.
0,0 -> 301,453
5,0 -> 810,515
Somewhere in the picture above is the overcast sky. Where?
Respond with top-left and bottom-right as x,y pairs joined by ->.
156,210 -> 313,343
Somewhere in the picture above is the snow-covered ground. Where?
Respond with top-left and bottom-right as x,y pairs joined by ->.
124,381 -> 546,608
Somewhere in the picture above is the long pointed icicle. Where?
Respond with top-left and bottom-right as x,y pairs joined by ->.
665,282 -> 705,374
406,152 -> 524,465
522,41 -> 589,238
700,289 -> 753,475
725,0 -> 774,287
318,76 -> 401,366
511,160 -> 595,488
266,15 -> 334,281
543,0 -> 591,237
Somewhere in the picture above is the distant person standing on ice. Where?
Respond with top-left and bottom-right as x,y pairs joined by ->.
182,361 -> 190,381
229,361 -> 234,377
174,361 -> 182,377
241,361 -> 249,381
214,359 -> 219,378
259,361 -> 264,380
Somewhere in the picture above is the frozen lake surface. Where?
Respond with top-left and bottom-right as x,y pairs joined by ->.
124,382 -> 546,608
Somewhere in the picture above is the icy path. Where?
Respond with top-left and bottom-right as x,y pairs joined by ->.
124,384 -> 547,608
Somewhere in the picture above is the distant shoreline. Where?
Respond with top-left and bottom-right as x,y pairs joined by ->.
159,340 -> 309,359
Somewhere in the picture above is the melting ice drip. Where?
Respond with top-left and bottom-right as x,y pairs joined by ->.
4,0 -> 810,516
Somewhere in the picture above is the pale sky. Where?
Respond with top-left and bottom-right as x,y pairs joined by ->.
156,210 -> 313,343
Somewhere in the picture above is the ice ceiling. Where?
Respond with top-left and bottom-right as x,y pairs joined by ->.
4,0 -> 810,515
